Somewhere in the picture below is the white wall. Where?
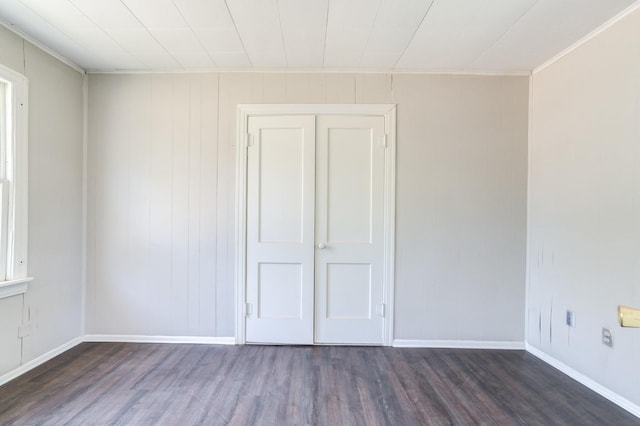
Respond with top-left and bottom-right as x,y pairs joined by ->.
87,72 -> 528,343
0,26 -> 84,375
529,7 -> 640,407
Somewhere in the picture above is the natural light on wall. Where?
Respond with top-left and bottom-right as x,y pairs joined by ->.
0,64 -> 31,300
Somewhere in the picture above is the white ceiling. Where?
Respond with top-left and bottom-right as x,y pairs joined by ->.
0,0 -> 637,73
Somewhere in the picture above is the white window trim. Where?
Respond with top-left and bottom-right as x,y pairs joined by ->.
0,63 -> 30,299
0,277 -> 33,299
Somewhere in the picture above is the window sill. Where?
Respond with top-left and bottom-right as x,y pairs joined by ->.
0,277 -> 33,300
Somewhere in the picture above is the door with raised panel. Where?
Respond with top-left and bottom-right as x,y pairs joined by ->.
314,116 -> 386,344
245,115 -> 316,344
245,113 -> 387,345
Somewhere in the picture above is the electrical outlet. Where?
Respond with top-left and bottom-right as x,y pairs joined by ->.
602,328 -> 613,347
566,310 -> 575,327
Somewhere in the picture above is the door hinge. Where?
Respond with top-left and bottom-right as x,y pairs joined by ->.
245,302 -> 253,317
377,134 -> 387,148
377,303 -> 385,318
246,133 -> 254,148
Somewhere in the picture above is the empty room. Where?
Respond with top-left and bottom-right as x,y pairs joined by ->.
0,0 -> 639,424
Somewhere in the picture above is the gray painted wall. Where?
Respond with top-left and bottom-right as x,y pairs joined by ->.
0,25 -> 83,375
87,72 -> 528,342
529,7 -> 640,407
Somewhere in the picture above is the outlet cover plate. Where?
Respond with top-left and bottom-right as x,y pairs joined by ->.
566,310 -> 575,327
602,327 -> 613,347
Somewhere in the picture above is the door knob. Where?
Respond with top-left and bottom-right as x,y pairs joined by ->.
317,243 -> 327,249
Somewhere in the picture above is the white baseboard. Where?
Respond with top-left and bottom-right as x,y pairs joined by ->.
83,334 -> 236,345
526,344 -> 640,418
0,336 -> 83,387
392,339 -> 525,350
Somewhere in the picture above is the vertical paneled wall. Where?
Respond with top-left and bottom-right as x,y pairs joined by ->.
393,75 -> 528,341
0,25 -> 84,375
87,74 -> 220,336
23,42 -> 84,360
87,72 -> 528,342
529,8 -> 640,407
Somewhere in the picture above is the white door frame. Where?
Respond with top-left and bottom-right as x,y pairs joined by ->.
235,104 -> 396,346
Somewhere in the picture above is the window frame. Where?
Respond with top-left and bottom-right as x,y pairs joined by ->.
0,63 -> 31,300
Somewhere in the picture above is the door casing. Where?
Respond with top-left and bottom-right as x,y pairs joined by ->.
235,104 -> 396,345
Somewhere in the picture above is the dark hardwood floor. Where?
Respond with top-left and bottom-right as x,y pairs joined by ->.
0,343 -> 637,425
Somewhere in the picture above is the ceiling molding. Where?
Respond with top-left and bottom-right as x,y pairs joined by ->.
0,17 -> 85,74
87,68 -> 530,77
532,0 -> 640,75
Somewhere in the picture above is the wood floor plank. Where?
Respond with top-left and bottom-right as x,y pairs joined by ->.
0,343 -> 637,425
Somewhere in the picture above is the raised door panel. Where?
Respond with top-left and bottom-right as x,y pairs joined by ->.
326,128 -> 373,243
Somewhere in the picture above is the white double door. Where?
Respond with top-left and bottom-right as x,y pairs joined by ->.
245,114 -> 387,345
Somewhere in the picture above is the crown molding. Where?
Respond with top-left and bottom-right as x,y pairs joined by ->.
0,18 -> 84,74
533,1 -> 640,75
